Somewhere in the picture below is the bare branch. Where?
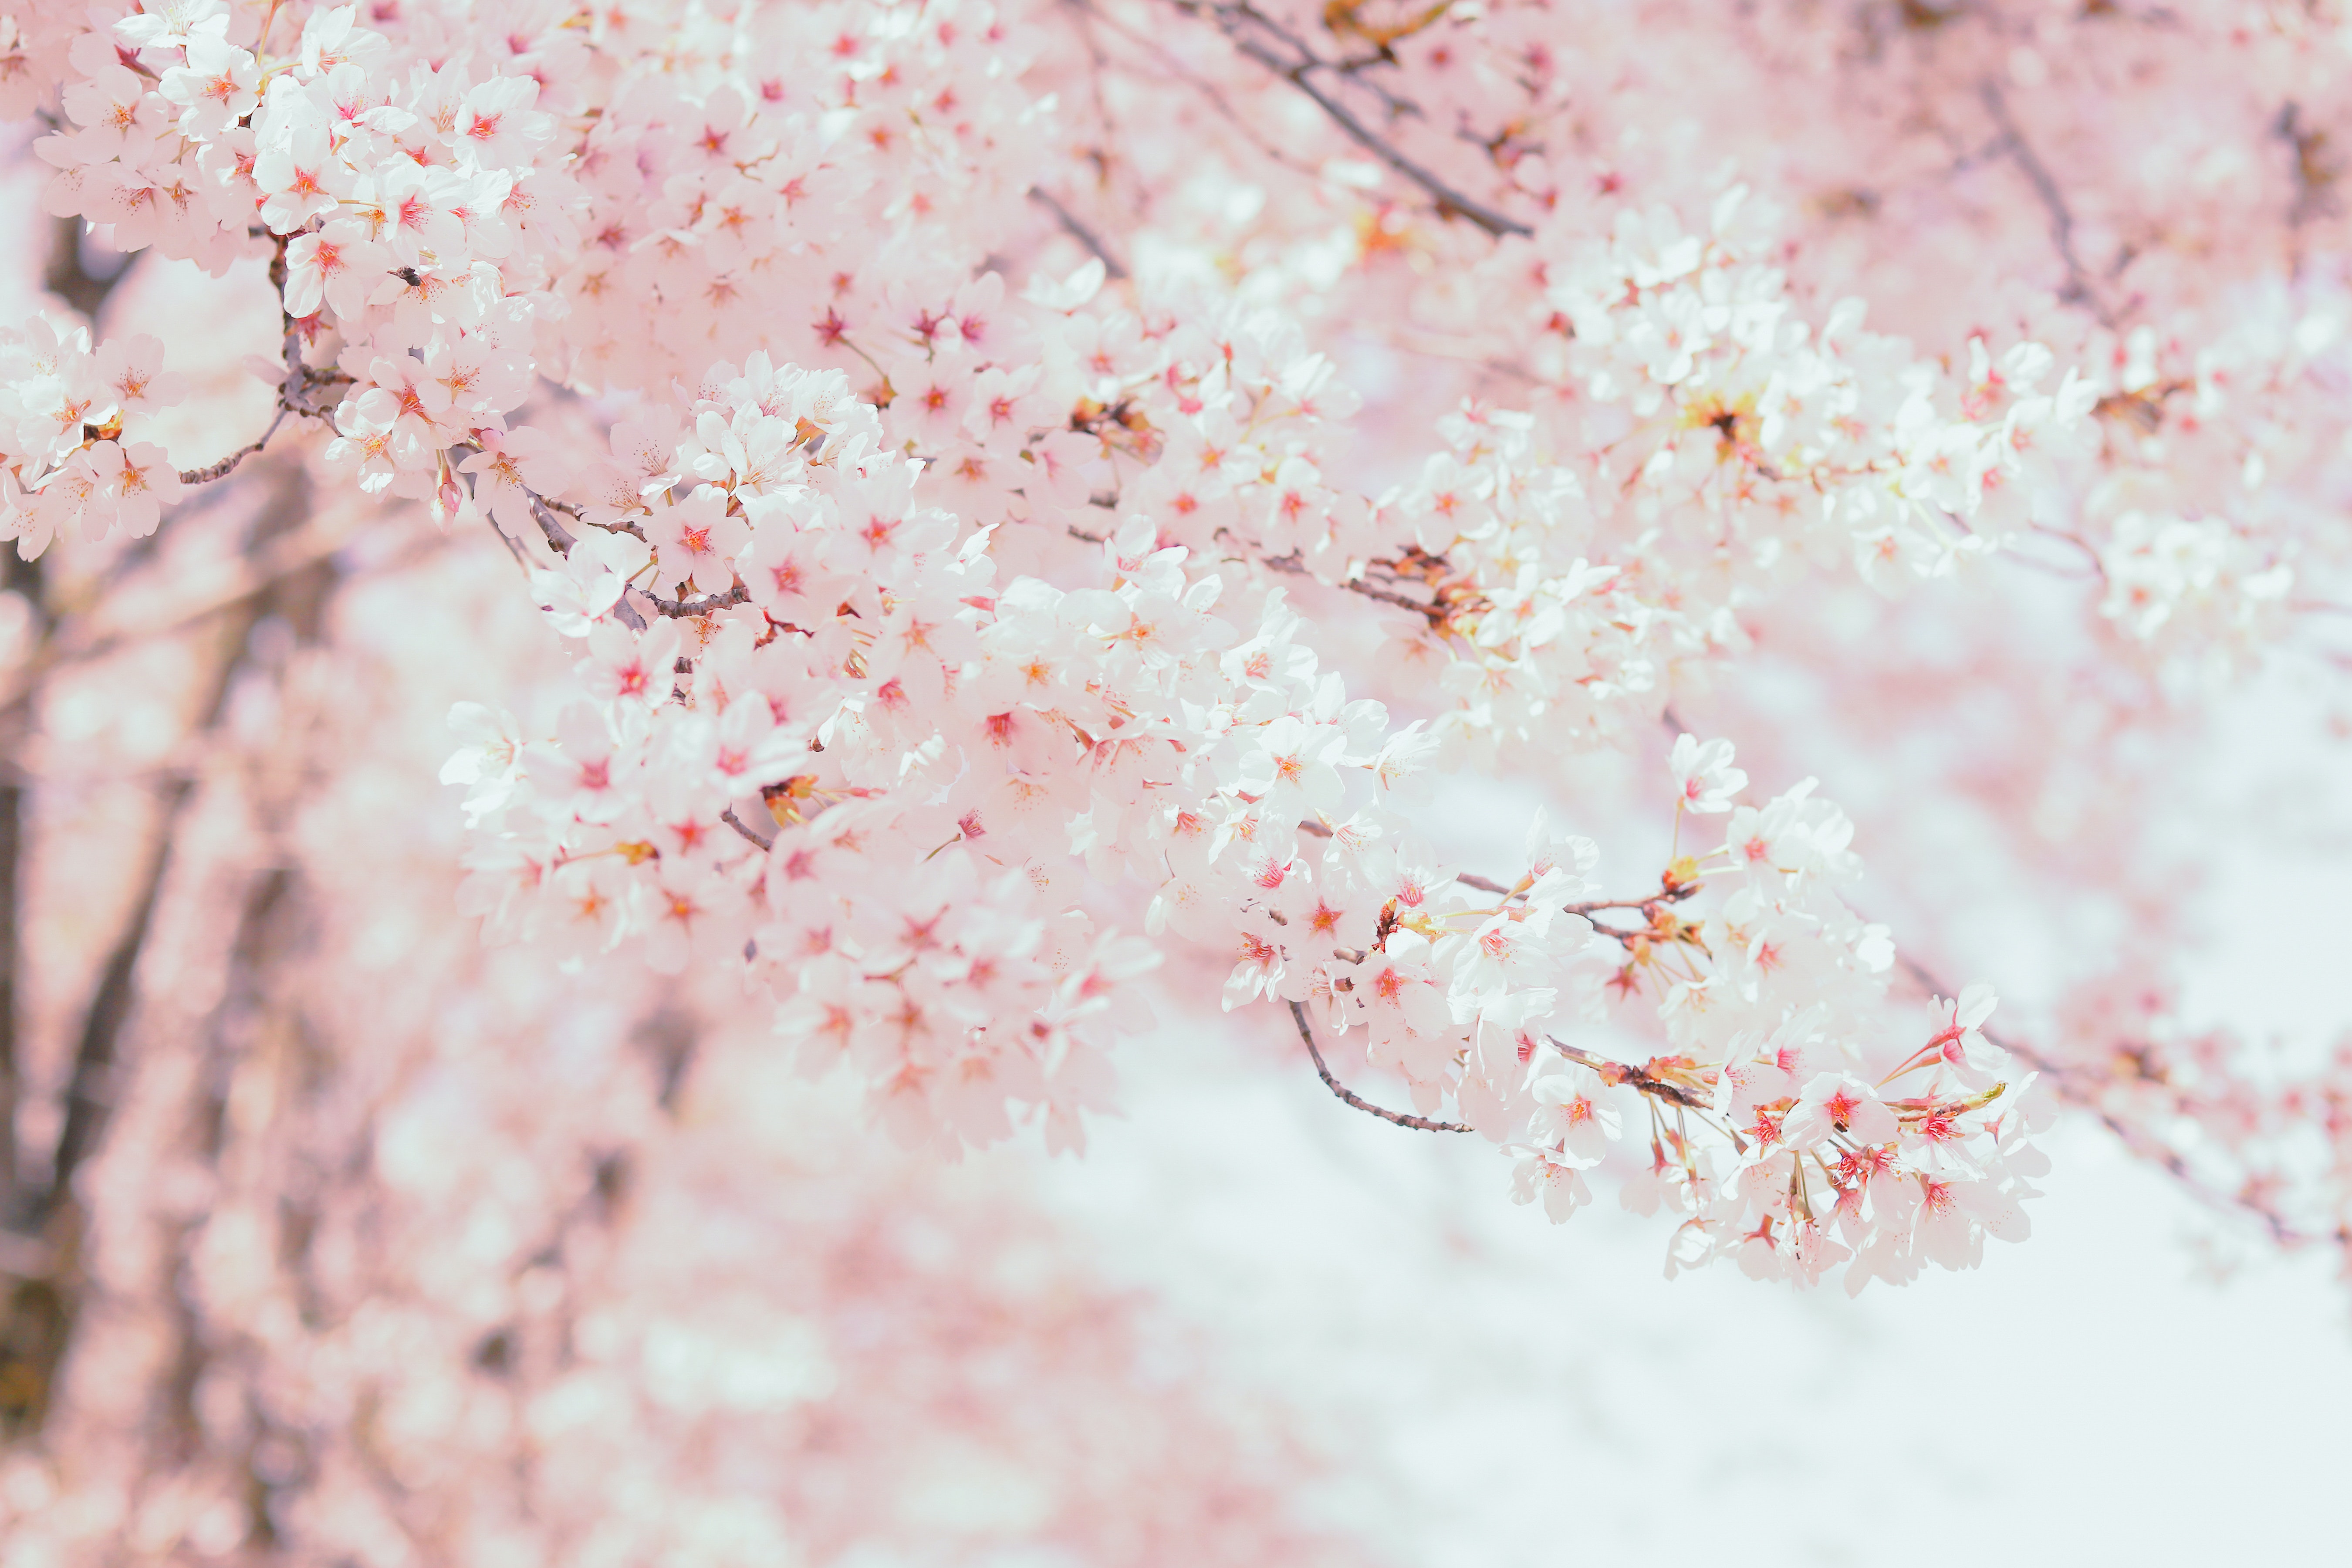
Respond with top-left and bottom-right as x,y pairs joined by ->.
178,404 -> 292,486
1288,1000 -> 1472,1133
1258,550 -> 1450,626
642,581 -> 752,618
1027,186 -> 1130,279
720,807 -> 774,851
0,508 -> 375,720
1176,1 -> 1533,238
1071,0 -> 1331,185
1979,81 -> 2114,326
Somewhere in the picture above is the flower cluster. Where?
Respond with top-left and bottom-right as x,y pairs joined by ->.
17,0 -> 2352,1298
442,291 -> 2038,1278
0,319 -> 185,558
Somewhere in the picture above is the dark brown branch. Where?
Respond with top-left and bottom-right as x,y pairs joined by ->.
179,405 -> 291,486
168,233 -> 347,488
1288,1000 -> 1472,1133
1449,868 -> 1702,917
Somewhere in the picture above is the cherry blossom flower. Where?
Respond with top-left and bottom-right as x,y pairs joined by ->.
646,485 -> 751,595
1669,733 -> 1748,814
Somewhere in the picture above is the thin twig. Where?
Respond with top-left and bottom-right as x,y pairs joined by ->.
1561,882 -> 1700,917
483,510 -> 532,575
177,405 -> 291,486
720,807 -> 774,851
0,510 -> 385,720
1288,999 -> 1472,1133
1258,550 -> 1449,625
1071,0 -> 1330,184
1181,0 -> 1532,238
1979,81 -> 2113,326
1894,954 -> 2311,1248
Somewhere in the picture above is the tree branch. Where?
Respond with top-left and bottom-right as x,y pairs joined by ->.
1979,81 -> 2114,326
1546,1035 -> 1714,1113
1258,550 -> 1451,626
1027,186 -> 1130,279
1288,999 -> 1472,1133
31,777 -> 191,1234
1071,0 -> 1332,185
1179,0 -> 1533,238
178,404 -> 292,486
1894,954 -> 2321,1251
720,807 -> 774,851
42,215 -> 136,324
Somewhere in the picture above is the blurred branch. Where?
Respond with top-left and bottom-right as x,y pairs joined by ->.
0,218 -> 149,1437
0,503 -> 366,720
41,216 -> 135,324
1,465 -> 323,1437
1170,0 -> 1533,237
0,212 -> 145,1256
1028,187 -> 1130,278
1978,81 -> 2115,326
2276,101 -> 2337,231
34,780 -> 193,1235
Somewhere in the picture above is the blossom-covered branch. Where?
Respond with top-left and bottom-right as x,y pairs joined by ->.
2,0 -> 2346,1312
